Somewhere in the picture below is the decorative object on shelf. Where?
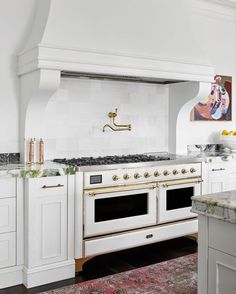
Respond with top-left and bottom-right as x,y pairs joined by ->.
27,138 -> 46,164
102,108 -> 131,132
187,144 -> 224,154
190,75 -> 232,121
221,129 -> 236,152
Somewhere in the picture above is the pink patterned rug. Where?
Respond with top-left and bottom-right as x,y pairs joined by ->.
42,253 -> 197,294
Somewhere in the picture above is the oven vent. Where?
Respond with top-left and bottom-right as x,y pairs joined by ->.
61,71 -> 186,85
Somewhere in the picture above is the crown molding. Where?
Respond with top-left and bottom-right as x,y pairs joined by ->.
191,0 -> 236,22
202,0 -> 236,8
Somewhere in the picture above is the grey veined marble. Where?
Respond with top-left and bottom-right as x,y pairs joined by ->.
0,161 -> 76,178
192,191 -> 236,224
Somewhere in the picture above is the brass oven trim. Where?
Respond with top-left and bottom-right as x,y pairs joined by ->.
85,182 -> 157,197
160,177 -> 203,188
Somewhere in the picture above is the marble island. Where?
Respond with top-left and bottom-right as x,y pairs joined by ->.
192,191 -> 236,224
192,191 -> 236,294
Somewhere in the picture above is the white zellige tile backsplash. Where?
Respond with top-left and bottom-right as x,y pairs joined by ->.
43,78 -> 169,159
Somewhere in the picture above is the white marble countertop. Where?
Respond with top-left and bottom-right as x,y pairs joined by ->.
192,191 -> 236,224
0,161 -> 76,178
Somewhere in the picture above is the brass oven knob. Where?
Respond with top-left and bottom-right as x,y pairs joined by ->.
190,168 -> 196,173
112,175 -> 120,181
154,171 -> 160,177
123,174 -> 130,180
173,169 -> 179,175
181,169 -> 188,174
134,173 -> 141,179
163,170 -> 169,176
144,172 -> 151,178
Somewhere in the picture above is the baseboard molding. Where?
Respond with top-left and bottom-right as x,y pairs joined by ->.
0,265 -> 23,289
23,260 -> 75,288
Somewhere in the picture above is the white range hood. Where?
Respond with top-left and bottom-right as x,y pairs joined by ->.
18,0 -> 215,160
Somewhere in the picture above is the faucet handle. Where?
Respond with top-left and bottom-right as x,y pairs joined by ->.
108,109 -> 117,118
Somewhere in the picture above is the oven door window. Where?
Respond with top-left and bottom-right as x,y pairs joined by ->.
166,187 -> 194,210
95,193 -> 148,222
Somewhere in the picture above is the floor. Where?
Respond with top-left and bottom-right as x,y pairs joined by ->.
1,236 -> 197,294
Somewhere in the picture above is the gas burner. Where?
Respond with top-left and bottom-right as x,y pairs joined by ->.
53,154 -> 171,167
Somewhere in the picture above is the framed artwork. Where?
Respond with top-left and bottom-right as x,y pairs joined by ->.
190,75 -> 232,121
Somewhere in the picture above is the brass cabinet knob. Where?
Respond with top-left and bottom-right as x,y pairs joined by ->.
154,171 -> 160,177
173,169 -> 179,175
181,169 -> 188,174
134,173 -> 141,179
190,168 -> 196,173
112,175 -> 120,181
144,172 -> 151,178
123,174 -> 130,180
163,170 -> 170,176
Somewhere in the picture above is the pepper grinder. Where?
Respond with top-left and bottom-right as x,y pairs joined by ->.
38,138 -> 44,164
28,138 -> 35,164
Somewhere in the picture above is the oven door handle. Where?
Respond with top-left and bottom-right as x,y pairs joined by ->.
160,177 -> 203,188
85,182 -> 157,197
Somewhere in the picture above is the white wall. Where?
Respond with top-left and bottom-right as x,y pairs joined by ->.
0,0 -> 36,153
43,78 -> 169,159
0,0 -> 235,156
176,1 -> 236,153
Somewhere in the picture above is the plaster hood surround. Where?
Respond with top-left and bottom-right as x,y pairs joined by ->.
18,0 -> 214,160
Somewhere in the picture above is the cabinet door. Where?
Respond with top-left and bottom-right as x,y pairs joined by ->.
27,176 -> 68,268
0,232 -> 16,269
0,198 -> 16,233
0,178 -> 16,199
228,163 -> 236,190
208,163 -> 229,193
208,248 -> 236,294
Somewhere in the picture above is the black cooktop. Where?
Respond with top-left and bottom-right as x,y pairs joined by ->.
53,154 -> 171,167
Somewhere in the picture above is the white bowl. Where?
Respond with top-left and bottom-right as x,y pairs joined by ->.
221,135 -> 236,152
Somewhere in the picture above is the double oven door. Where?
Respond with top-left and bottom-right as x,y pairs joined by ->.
157,178 -> 201,224
84,183 -> 157,238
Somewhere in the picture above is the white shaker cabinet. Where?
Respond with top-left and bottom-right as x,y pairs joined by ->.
206,161 -> 236,194
25,176 -> 68,267
24,175 -> 75,288
197,216 -> 236,294
207,163 -> 229,193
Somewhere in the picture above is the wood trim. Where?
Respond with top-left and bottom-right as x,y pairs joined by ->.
75,256 -> 95,273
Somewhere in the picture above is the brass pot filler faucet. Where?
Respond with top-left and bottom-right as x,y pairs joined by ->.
102,108 -> 132,132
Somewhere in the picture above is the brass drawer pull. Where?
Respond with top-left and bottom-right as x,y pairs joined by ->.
146,234 -> 153,239
42,184 -> 64,189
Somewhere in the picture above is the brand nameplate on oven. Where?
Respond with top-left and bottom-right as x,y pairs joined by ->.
90,175 -> 102,184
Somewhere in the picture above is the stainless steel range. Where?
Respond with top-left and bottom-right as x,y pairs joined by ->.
54,154 -> 202,267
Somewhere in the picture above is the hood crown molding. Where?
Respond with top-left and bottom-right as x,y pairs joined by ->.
18,0 -> 215,83
205,0 -> 236,8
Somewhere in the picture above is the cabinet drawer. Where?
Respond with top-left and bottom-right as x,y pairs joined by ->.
85,219 -> 197,257
209,218 -> 236,257
0,198 -> 16,233
208,164 -> 227,178
28,176 -> 67,197
0,232 -> 16,269
0,178 -> 16,199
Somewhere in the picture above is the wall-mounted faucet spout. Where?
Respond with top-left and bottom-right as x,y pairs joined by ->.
103,108 -> 131,132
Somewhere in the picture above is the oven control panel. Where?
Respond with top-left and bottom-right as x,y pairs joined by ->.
83,163 -> 202,189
